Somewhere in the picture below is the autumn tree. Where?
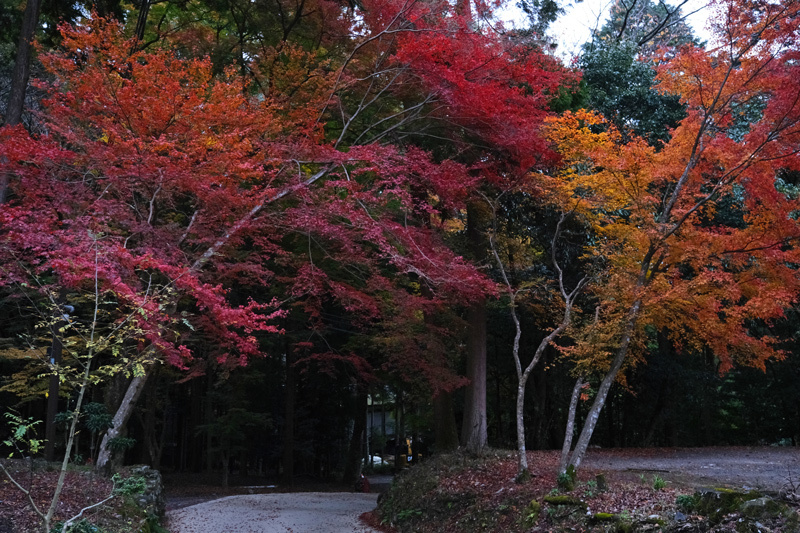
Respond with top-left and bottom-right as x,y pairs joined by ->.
549,0 -> 800,473
0,0 -> 571,476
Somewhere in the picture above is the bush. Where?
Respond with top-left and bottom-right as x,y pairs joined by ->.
112,473 -> 147,496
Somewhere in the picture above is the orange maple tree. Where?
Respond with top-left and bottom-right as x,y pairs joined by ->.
546,0 -> 800,472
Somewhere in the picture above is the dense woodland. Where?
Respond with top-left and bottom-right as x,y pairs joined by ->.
1,0 -> 799,505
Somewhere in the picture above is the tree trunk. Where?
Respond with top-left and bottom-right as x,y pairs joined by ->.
134,0 -> 151,42
95,371 -> 151,475
137,371 -> 163,468
461,299 -> 488,453
281,350 -> 296,486
560,377 -> 585,473
4,0 -> 41,128
343,391 -> 367,485
562,298 -> 642,473
433,391 -> 459,453
44,330 -> 63,462
220,450 -> 229,488
461,202 -> 488,453
1,0 -> 42,205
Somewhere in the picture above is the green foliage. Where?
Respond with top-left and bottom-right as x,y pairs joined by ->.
2,411 -> 43,457
579,41 -> 685,147
83,403 -> 113,433
396,508 -> 423,521
112,473 -> 147,496
107,437 -> 136,453
524,500 -> 541,526
652,475 -> 666,491
676,494 -> 696,512
557,464 -> 577,492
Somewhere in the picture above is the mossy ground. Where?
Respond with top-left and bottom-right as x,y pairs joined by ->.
373,450 -> 800,533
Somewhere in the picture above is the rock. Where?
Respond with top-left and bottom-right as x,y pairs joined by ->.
739,497 -> 784,519
130,465 -> 166,518
674,510 -> 687,522
693,488 -> 763,522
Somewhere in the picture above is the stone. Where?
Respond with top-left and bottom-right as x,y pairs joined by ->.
130,465 -> 166,518
739,497 -> 783,519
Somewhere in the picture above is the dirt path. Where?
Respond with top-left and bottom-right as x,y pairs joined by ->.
166,492 -> 380,533
582,446 -> 799,492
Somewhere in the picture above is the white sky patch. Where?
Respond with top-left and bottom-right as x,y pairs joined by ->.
497,0 -> 716,62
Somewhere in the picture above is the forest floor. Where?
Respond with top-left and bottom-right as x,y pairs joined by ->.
163,446 -> 799,508
2,447 -> 797,532
372,447 -> 800,532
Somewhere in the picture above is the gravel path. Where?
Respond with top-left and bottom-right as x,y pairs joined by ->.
582,446 -> 800,492
166,492 -> 379,533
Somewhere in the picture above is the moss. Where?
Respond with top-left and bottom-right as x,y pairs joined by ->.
693,488 -> 763,521
784,510 -> 799,532
524,500 -> 541,526
615,522 -> 634,533
591,512 -> 617,521
739,497 -> 786,519
543,495 -> 586,507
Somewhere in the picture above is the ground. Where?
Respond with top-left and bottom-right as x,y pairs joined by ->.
582,446 -> 799,492
373,448 -> 800,533
2,447 -> 798,532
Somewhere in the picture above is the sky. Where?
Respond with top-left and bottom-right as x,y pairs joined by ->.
500,0 -> 716,61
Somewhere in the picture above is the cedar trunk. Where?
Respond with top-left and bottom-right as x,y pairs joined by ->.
461,299 -> 487,453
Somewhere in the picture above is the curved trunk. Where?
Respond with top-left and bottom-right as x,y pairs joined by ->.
562,298 -> 642,473
559,377 -> 585,473
96,372 -> 150,475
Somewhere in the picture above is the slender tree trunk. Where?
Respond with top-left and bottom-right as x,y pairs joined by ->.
44,329 -> 63,462
220,450 -> 229,488
96,371 -> 151,475
562,298 -> 642,473
45,354 -> 94,532
281,349 -> 296,486
560,377 -> 585,473
134,0 -> 151,42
